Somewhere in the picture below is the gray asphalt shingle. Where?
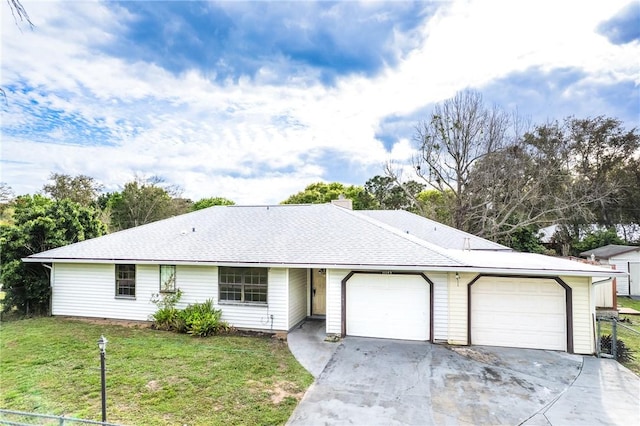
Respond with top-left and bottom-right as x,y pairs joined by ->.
25,204 -> 622,276
27,204 -> 463,267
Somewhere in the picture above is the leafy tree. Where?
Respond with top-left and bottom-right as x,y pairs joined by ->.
108,177 -> 190,230
282,182 -> 376,210
0,195 -> 106,315
416,189 -> 454,224
364,175 -> 425,212
403,89 -> 638,242
42,173 -> 103,206
192,197 -> 235,211
496,225 -> 549,254
568,116 -> 639,226
573,228 -> 625,255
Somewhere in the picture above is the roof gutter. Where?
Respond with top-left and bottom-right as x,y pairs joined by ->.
21,257 -> 623,277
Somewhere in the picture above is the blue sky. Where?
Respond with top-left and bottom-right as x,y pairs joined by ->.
1,0 -> 639,204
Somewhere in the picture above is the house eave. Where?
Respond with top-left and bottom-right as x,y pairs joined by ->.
22,257 -> 622,277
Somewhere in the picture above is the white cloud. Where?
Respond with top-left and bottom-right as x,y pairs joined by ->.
1,0 -> 638,205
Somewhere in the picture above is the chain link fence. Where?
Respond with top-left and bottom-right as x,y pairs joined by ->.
0,409 -> 122,426
596,317 -> 639,362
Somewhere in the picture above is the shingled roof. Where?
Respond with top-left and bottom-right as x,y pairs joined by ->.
358,210 -> 510,251
580,244 -> 640,259
24,204 -> 620,276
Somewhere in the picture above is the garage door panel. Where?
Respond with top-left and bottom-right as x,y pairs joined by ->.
346,274 -> 430,341
471,278 -> 566,351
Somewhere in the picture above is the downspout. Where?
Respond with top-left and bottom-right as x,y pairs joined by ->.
42,264 -> 53,316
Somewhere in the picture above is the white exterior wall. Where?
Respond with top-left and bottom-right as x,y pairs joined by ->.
174,265 -> 217,307
447,272 -> 472,344
561,275 -> 594,354
52,263 -> 161,321
609,251 -> 640,296
611,260 -> 630,295
429,272 -> 449,342
288,268 -> 308,329
51,263 -> 291,331
216,267 -> 288,331
326,269 -> 350,335
593,278 -> 614,309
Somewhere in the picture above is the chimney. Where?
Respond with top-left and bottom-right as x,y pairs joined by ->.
331,194 -> 353,210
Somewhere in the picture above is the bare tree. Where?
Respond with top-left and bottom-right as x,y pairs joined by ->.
6,0 -> 33,28
0,182 -> 15,203
2,0 -> 34,103
411,90 -> 511,229
463,118 -> 631,242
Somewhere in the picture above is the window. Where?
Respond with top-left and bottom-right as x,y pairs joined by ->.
116,264 -> 136,298
160,265 -> 176,292
219,267 -> 267,303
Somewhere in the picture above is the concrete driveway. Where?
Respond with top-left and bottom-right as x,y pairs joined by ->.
287,323 -> 640,425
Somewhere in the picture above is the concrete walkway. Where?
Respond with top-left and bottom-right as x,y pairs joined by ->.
287,321 -> 640,425
287,319 -> 340,378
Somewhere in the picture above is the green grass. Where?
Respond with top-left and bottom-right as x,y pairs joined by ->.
617,296 -> 640,311
0,317 -> 313,425
599,297 -> 640,376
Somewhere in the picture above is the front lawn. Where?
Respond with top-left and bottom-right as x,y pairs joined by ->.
0,317 -> 313,425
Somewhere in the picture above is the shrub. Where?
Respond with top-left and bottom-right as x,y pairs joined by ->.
150,289 -> 182,331
151,294 -> 230,337
600,334 -> 635,363
180,300 -> 230,337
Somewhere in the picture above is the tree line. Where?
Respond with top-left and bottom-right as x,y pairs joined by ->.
1,90 -> 639,316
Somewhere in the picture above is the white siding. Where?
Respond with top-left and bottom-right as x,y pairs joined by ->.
428,272 -> 448,342
288,268 -> 308,329
631,263 -> 640,296
326,269 -> 350,335
611,260 -> 630,295
52,263 -> 290,331
447,272 -> 471,344
52,263 -> 159,321
593,279 -> 614,309
561,275 -> 594,354
610,251 -> 640,296
174,265 -> 217,307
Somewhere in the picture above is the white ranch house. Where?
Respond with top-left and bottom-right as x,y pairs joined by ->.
24,201 -> 622,355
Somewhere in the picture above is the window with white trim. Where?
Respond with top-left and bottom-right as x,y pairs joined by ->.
160,265 -> 176,292
219,267 -> 267,303
116,264 -> 136,298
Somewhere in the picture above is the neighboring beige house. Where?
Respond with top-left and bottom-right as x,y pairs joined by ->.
581,245 -> 640,297
24,202 -> 622,355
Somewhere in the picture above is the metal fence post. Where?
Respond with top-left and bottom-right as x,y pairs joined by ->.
611,319 -> 617,360
596,319 -> 601,357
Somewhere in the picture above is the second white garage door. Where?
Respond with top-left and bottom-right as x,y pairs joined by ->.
346,274 -> 430,341
471,277 -> 567,351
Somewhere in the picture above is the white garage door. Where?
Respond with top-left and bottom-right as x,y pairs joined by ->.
346,274 -> 430,341
471,277 -> 566,351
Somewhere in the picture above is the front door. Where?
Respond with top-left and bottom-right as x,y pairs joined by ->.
312,269 -> 326,315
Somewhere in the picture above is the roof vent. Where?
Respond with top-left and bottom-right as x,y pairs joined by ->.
192,227 -> 196,233
463,237 -> 471,251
